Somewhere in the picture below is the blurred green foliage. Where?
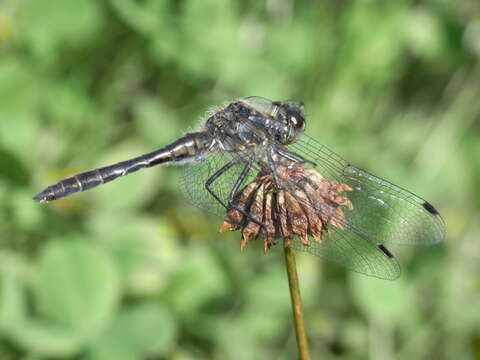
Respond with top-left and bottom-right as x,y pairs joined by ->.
0,0 -> 479,359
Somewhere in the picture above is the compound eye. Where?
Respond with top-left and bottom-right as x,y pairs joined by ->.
287,109 -> 305,130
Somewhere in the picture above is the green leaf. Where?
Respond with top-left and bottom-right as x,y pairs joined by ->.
163,245 -> 228,316
86,213 -> 182,295
405,8 -> 445,61
0,276 -> 82,356
109,0 -> 170,36
0,60 -> 42,159
350,273 -> 413,321
0,147 -> 29,186
18,0 -> 102,60
34,240 -> 120,339
10,190 -> 43,231
88,303 -> 177,359
8,320 -> 81,357
0,250 -> 35,283
0,276 -> 27,330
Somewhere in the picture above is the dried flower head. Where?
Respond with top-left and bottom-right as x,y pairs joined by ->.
219,164 -> 353,253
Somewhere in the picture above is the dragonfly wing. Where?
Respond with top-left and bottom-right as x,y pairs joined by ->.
290,226 -> 401,280
289,134 -> 446,246
181,151 -> 257,216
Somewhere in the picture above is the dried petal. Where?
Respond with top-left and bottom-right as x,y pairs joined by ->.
262,191 -> 276,252
219,222 -> 239,233
226,181 -> 260,225
284,192 -> 309,246
294,187 -> 323,241
241,182 -> 266,247
240,233 -> 249,251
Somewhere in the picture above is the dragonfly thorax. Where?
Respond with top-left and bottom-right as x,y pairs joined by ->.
207,97 -> 307,150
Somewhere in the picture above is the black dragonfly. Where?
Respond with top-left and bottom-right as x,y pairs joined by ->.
33,97 -> 445,279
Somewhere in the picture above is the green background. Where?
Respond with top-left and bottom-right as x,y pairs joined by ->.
0,0 -> 479,359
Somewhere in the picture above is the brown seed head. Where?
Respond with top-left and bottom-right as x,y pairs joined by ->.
219,165 -> 353,253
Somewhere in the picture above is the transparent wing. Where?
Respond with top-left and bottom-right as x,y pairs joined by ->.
181,151 -> 258,216
290,228 -> 401,280
240,96 -> 275,114
289,133 -> 446,246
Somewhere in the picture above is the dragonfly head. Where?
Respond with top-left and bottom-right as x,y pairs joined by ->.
272,101 -> 306,144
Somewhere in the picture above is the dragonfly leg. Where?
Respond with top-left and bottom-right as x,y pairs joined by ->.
227,161 -> 253,203
205,160 -> 265,228
228,161 -> 267,228
276,148 -> 317,167
267,150 -> 290,191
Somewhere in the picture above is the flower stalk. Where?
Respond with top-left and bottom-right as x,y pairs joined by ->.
284,243 -> 311,360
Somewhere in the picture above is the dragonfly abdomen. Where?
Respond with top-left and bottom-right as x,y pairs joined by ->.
33,132 -> 211,203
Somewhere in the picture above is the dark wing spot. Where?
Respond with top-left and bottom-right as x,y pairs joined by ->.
423,201 -> 440,215
377,244 -> 394,259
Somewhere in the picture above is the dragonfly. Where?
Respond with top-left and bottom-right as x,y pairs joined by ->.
33,97 -> 445,279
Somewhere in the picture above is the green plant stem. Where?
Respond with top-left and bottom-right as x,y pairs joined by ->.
284,244 -> 310,360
